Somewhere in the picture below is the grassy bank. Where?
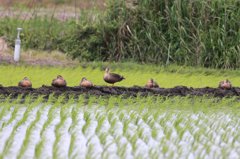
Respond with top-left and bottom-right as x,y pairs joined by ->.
0,63 -> 239,88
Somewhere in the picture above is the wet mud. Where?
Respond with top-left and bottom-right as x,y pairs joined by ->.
0,85 -> 240,99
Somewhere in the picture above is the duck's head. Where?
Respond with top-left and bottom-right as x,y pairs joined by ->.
23,77 -> 29,80
147,78 -> 154,84
105,67 -> 110,73
225,79 -> 230,83
57,75 -> 63,79
81,77 -> 87,82
221,79 -> 231,85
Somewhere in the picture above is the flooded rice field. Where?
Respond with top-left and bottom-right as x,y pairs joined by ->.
0,96 -> 240,159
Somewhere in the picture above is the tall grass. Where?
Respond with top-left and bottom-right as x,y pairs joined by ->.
1,0 -> 240,68
101,0 -> 240,68
0,5 -> 102,59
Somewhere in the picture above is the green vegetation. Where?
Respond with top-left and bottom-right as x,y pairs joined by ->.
0,63 -> 239,88
1,0 -> 240,68
0,95 -> 240,158
1,1 -> 240,157
107,0 -> 240,68
0,16 -> 95,52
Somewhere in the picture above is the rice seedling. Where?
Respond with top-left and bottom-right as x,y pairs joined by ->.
0,96 -> 40,158
17,102 -> 45,159
34,137 -> 45,159
0,96 -> 19,123
53,120 -> 66,158
53,102 -> 73,159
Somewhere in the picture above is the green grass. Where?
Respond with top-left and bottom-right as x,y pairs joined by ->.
0,63 -> 240,88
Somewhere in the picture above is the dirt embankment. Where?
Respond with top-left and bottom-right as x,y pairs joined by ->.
0,85 -> 239,99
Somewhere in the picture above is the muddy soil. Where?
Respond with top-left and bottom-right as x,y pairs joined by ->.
0,85 -> 239,99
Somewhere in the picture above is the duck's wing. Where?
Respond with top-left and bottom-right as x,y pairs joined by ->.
154,81 -> 159,87
145,84 -> 150,88
63,79 -> 67,86
18,81 -> 22,86
87,80 -> 93,86
110,73 -> 125,80
51,79 -> 56,86
218,81 -> 223,88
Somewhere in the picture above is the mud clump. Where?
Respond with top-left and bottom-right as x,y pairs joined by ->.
0,85 -> 240,99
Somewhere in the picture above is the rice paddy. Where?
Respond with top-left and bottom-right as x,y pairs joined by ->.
1,64 -> 240,158
0,96 -> 240,158
1,0 -> 240,158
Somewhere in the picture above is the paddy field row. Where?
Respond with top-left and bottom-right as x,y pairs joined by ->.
0,96 -> 240,158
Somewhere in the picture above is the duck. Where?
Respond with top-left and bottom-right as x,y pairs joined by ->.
80,77 -> 93,88
218,79 -> 232,90
145,78 -> 159,88
104,67 -> 125,85
18,77 -> 32,88
52,75 -> 67,87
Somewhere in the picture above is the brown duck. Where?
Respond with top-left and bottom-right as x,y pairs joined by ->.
80,77 -> 93,88
218,79 -> 232,90
52,75 -> 67,87
145,78 -> 159,88
18,77 -> 32,88
104,67 -> 125,85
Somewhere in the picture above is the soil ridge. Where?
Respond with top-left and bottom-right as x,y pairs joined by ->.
0,85 -> 239,98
